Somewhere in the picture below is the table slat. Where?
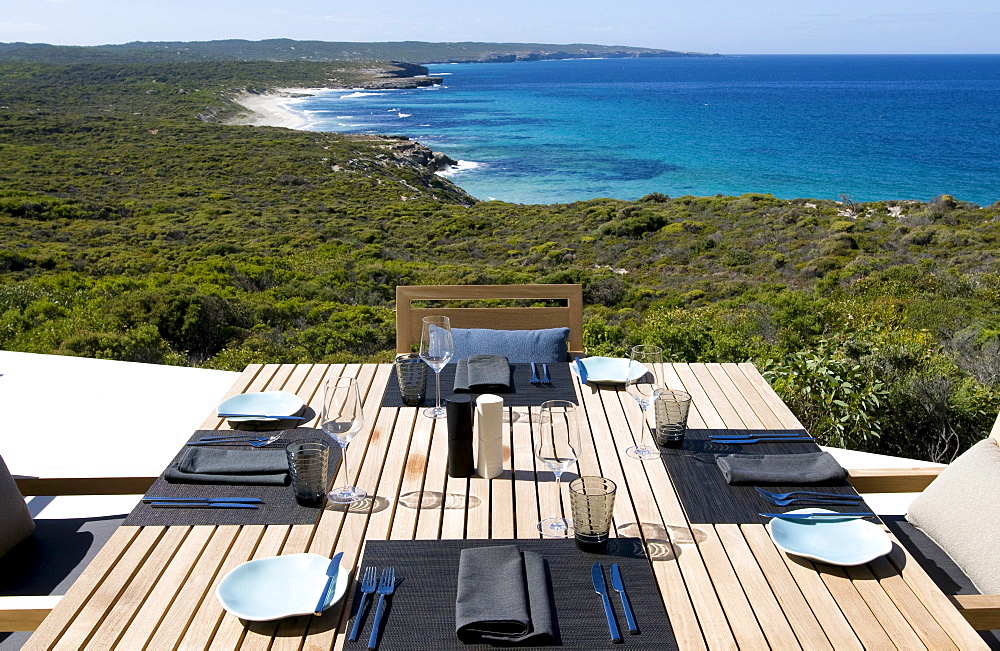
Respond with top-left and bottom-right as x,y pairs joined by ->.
113,525 -> 214,649
813,563 -> 896,650
146,525 -> 242,650
692,524 -> 770,648
511,405 -> 544,539
716,523 -> 802,650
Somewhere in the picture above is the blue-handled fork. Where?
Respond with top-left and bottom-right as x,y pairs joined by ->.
764,495 -> 863,506
710,436 -> 815,444
349,566 -> 378,641
368,567 -> 397,649
187,434 -> 283,447
755,487 -> 862,502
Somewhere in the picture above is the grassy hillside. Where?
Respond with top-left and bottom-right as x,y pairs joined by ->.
2,58 -> 999,462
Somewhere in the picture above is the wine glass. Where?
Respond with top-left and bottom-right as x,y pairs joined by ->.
625,344 -> 664,460
321,376 -> 367,504
419,315 -> 454,419
535,400 -> 580,537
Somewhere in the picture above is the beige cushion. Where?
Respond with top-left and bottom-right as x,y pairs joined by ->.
0,454 -> 35,557
906,439 -> 1000,594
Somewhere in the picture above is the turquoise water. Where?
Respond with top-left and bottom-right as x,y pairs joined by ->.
292,55 -> 1000,205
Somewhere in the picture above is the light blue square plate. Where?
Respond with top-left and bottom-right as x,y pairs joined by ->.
215,553 -> 349,621
217,390 -> 305,424
571,357 -> 645,384
766,508 -> 892,566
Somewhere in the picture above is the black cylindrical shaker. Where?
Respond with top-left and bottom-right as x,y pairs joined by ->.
446,395 -> 475,477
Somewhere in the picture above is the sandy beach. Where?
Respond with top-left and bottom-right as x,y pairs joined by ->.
229,88 -> 332,129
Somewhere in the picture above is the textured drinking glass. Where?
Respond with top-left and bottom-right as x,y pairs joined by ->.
286,439 -> 329,506
654,390 -> 692,448
395,353 -> 427,406
322,377 -> 367,504
419,315 -> 454,419
569,476 -> 617,553
535,400 -> 580,537
625,344 -> 664,461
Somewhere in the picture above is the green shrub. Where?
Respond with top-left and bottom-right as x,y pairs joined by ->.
761,343 -> 887,450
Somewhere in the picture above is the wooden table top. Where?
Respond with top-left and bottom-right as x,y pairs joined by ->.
25,362 -> 986,650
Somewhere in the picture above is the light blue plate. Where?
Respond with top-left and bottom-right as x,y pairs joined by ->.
571,357 -> 646,384
217,391 -> 305,423
215,553 -> 349,621
766,508 -> 892,566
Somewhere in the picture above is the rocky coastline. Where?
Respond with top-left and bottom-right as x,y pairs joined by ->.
225,60 -> 457,178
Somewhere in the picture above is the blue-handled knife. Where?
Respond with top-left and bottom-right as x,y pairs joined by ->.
148,501 -> 259,509
142,497 -> 263,503
760,512 -> 876,519
314,552 -> 344,616
592,563 -> 621,643
217,413 -> 308,420
610,564 -> 638,634
711,431 -> 810,439
711,436 -> 815,444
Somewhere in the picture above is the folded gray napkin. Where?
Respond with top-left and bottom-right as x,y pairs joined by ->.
455,545 -> 555,646
454,355 -> 511,392
716,451 -> 847,485
164,447 -> 290,485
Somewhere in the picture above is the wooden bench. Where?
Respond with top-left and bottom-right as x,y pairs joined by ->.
847,419 -> 1000,638
1,476 -> 156,636
395,284 -> 584,357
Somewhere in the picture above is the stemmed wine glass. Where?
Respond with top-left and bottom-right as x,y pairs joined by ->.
625,344 -> 664,460
535,400 -> 580,537
321,376 -> 367,504
419,315 -> 454,419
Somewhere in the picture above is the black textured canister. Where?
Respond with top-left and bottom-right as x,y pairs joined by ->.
446,394 -> 475,477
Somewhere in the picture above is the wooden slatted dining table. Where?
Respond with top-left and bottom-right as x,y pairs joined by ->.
25,362 -> 987,650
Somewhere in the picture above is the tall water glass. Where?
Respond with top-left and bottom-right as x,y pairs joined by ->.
569,476 -> 617,553
321,376 -> 367,504
535,400 -> 580,537
419,315 -> 454,419
286,439 -> 329,506
625,344 -> 664,461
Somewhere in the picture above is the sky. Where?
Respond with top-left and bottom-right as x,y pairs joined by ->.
1,0 -> 999,55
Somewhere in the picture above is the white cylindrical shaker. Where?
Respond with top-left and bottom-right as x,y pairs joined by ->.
475,394 -> 504,479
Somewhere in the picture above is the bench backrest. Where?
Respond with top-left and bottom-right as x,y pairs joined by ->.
395,284 -> 584,357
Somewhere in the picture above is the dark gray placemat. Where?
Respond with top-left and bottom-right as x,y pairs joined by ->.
123,428 -> 340,527
382,362 -> 578,408
344,538 -> 675,650
660,429 -> 870,524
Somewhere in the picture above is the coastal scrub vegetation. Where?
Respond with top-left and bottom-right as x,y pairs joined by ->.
2,57 -> 999,462
0,39 -> 712,65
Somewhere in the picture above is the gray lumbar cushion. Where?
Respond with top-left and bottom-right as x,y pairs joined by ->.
450,327 -> 570,364
0,454 -> 36,557
906,438 -> 1000,594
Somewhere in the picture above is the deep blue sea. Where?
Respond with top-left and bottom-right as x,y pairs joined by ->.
289,55 -> 1000,205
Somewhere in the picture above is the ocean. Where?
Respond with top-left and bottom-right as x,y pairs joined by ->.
289,55 -> 1000,206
